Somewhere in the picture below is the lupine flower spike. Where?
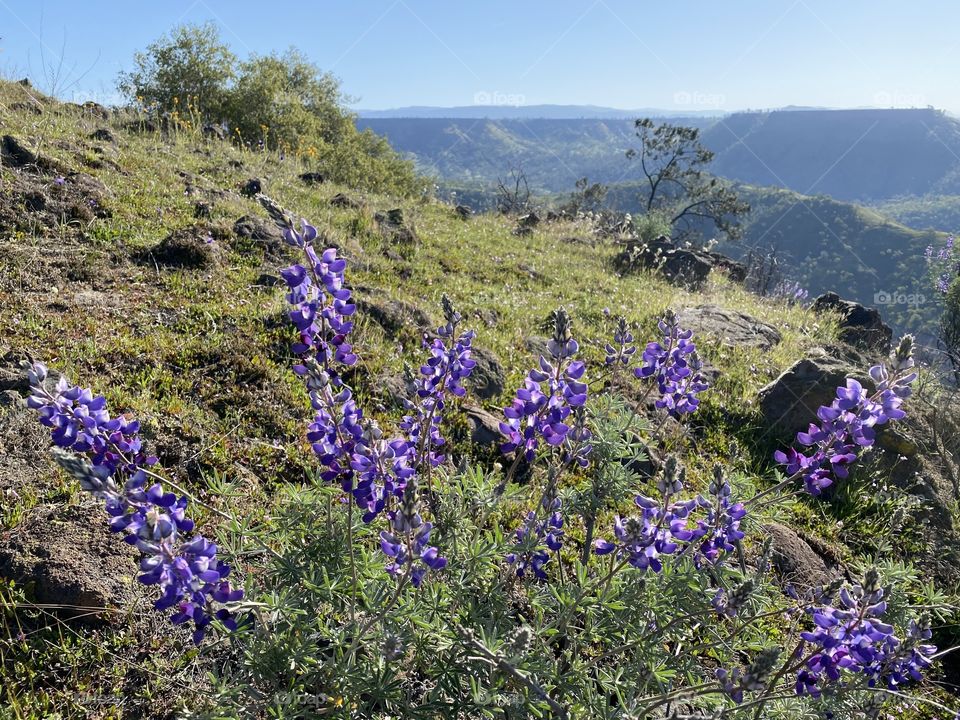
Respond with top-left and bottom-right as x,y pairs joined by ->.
634,310 -> 709,415
499,307 -> 592,466
26,364 -> 243,643
775,335 -> 917,495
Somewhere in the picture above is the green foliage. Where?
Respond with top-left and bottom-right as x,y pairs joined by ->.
226,48 -> 350,150
940,277 -> 960,382
117,22 -> 236,118
116,25 -> 418,196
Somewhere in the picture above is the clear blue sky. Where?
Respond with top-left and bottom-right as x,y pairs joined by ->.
0,0 -> 955,112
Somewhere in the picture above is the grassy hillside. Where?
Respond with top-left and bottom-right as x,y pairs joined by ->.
1,81 -> 958,717
872,194 -> 960,233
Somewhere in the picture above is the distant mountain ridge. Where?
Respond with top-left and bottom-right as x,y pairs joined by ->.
356,104 -> 726,119
358,107 -> 960,204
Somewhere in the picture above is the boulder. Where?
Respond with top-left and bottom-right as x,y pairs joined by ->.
763,523 -> 839,591
0,503 -> 139,624
468,347 -> 506,400
811,292 -> 892,354
677,305 -> 782,351
464,405 -> 503,447
89,128 -> 115,143
233,215 -> 284,253
239,178 -> 262,197
757,354 -> 871,437
145,226 -> 219,270
330,193 -> 364,209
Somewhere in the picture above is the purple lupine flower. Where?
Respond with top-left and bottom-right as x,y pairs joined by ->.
774,336 -> 917,495
379,478 -> 446,587
692,466 -> 746,566
604,315 -> 637,367
593,459 -> 697,572
796,568 -> 936,697
634,310 -> 709,416
27,365 -> 243,643
505,495 -> 564,580
400,296 -> 476,468
499,308 -> 592,464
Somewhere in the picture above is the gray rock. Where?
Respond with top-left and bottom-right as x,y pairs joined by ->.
464,404 -> 502,447
233,215 -> 284,253
811,292 -> 892,354
615,235 -> 718,289
677,305 -> 782,351
468,347 -> 506,400
758,354 -> 871,436
89,128 -> 115,143
764,523 -> 839,591
330,193 -> 363,209
354,286 -> 431,335
524,336 -> 551,358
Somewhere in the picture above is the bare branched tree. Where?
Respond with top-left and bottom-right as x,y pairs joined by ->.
496,166 -> 531,215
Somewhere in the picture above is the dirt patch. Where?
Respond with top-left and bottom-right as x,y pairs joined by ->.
0,166 -> 111,237
0,503 -> 141,625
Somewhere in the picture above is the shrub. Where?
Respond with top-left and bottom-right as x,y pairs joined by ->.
117,26 -> 419,196
117,22 -> 235,119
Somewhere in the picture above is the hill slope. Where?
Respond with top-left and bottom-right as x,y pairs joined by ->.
1,81 -> 958,717
603,181 -> 942,332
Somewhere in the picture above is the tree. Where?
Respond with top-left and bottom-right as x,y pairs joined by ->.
117,22 -> 236,117
627,118 -> 749,242
496,167 -> 531,215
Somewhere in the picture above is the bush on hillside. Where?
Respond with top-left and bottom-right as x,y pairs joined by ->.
116,24 -> 419,196
117,22 -> 236,119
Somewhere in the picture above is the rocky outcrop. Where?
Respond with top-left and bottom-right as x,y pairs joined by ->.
233,215 -> 284,254
811,292 -> 892,353
144,226 -> 221,270
614,235 -> 747,289
763,523 -> 839,591
677,305 -> 782,351
467,347 -> 506,400
464,404 -> 502,447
